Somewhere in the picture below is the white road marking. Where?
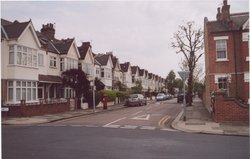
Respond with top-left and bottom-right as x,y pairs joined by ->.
103,125 -> 120,128
103,117 -> 126,127
131,114 -> 150,120
160,128 -> 178,132
132,111 -> 143,116
70,124 -> 84,127
120,125 -> 138,129
140,126 -> 156,130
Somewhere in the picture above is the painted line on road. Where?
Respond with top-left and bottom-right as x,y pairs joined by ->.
158,115 -> 170,128
140,126 -> 156,130
103,124 -> 120,128
132,111 -> 143,116
120,125 -> 138,129
103,117 -> 126,127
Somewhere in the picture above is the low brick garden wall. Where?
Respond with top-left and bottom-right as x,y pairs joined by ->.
213,92 -> 249,123
2,99 -> 70,117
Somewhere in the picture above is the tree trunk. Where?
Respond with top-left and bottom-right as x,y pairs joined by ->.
187,70 -> 193,106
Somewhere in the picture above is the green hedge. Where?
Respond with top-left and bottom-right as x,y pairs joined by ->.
98,90 -> 129,101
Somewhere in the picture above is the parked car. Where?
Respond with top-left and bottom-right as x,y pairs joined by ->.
177,92 -> 187,103
166,93 -> 173,100
156,93 -> 167,101
125,94 -> 147,106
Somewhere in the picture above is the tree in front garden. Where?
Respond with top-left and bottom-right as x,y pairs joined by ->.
171,21 -> 203,106
131,80 -> 143,94
62,68 -> 90,109
165,70 -> 176,95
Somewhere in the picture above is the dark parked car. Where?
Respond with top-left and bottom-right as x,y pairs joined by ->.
125,94 -> 147,106
177,92 -> 188,103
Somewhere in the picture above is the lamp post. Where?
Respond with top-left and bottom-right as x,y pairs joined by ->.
178,71 -> 190,121
90,79 -> 96,112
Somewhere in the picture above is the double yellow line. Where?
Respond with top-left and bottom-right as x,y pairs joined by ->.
158,115 -> 170,128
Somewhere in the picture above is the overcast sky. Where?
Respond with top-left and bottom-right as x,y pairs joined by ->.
1,0 -> 249,78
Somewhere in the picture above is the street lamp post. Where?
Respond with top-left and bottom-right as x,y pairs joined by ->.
178,71 -> 190,121
91,79 -> 96,112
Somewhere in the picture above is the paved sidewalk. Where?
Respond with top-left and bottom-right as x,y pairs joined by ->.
171,98 -> 249,136
2,103 -> 126,125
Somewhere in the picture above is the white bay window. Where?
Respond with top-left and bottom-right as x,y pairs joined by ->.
9,45 -> 38,68
7,80 -> 37,103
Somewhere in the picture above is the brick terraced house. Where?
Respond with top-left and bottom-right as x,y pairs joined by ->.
204,0 -> 249,122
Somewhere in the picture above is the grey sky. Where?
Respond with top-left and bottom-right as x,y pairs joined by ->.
1,0 -> 249,78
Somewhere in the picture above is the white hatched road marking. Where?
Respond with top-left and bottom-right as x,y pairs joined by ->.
131,114 -> 150,120
132,111 -> 143,116
103,117 -> 126,127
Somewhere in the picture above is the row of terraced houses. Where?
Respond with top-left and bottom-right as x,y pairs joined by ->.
1,18 -> 165,106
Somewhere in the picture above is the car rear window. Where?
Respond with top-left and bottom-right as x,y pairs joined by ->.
130,94 -> 138,98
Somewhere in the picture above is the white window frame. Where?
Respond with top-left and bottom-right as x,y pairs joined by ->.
244,72 -> 249,82
9,45 -> 38,68
50,56 -> 57,68
7,80 -> 38,104
38,53 -> 44,66
242,32 -> 249,42
214,36 -> 229,62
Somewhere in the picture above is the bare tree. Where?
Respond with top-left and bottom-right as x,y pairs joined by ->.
171,21 -> 203,106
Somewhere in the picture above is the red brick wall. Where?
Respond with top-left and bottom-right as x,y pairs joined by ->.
205,22 -> 249,103
213,92 -> 249,122
2,102 -> 70,117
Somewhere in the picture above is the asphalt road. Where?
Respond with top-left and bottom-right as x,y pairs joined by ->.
2,99 -> 249,159
2,126 -> 249,159
44,98 -> 182,130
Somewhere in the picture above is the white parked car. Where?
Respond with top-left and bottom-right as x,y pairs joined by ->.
125,94 -> 147,106
156,93 -> 167,101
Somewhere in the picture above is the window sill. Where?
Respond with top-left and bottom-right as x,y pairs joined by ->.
49,66 -> 57,69
246,57 -> 249,61
216,59 -> 229,62
8,64 -> 39,69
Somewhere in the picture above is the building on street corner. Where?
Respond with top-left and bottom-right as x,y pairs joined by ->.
204,0 -> 249,122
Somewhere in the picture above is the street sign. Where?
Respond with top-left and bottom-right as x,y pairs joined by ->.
178,71 -> 190,81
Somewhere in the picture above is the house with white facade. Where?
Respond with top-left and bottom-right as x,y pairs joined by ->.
109,53 -> 123,90
120,62 -> 133,89
94,53 -> 113,90
131,66 -> 140,87
36,23 -> 80,100
78,42 -> 95,81
1,19 -> 42,104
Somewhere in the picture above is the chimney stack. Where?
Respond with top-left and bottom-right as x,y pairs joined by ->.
216,7 -> 222,21
221,0 -> 230,22
40,23 -> 55,40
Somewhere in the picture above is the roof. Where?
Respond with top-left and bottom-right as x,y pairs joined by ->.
53,38 -> 74,54
208,12 -> 249,32
95,54 -> 110,66
1,19 -> 30,39
111,56 -> 118,68
37,30 -> 74,55
148,73 -> 153,79
78,42 -> 91,60
120,62 -> 130,72
39,74 -> 62,83
139,69 -> 145,76
131,66 -> 139,75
